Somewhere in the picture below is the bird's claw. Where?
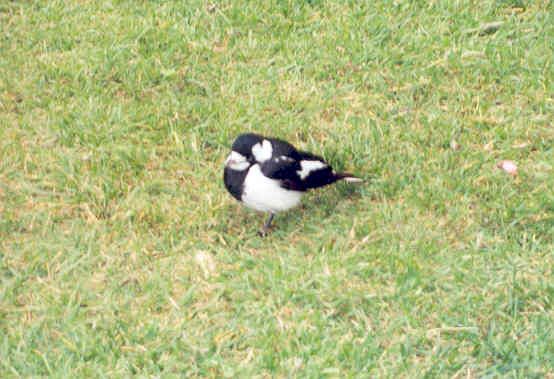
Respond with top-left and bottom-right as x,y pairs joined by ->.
257,228 -> 270,237
257,213 -> 274,237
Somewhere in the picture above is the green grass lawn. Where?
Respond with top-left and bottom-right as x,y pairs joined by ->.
1,0 -> 553,376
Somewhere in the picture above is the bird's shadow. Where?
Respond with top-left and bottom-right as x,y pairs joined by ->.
218,180 -> 369,239
270,181 -> 367,236
304,181 -> 364,214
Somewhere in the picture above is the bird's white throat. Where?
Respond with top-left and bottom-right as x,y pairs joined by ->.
225,151 -> 250,171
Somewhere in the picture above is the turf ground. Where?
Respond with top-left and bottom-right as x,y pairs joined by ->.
1,0 -> 553,377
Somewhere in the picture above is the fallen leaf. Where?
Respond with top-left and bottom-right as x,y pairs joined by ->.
195,251 -> 216,278
512,142 -> 529,149
464,21 -> 504,36
450,139 -> 460,151
497,160 -> 518,176
461,51 -> 486,60
484,141 -> 494,151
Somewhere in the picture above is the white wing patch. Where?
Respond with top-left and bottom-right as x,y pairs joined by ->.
297,160 -> 327,179
274,155 -> 294,163
251,139 -> 273,163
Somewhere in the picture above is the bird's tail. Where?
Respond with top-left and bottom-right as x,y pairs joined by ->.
335,172 -> 364,183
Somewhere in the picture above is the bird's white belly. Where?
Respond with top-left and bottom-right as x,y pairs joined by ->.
242,164 -> 302,213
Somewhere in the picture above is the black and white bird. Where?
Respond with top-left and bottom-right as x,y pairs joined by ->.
223,133 -> 362,235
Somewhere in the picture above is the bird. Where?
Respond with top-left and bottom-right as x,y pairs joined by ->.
223,132 -> 363,236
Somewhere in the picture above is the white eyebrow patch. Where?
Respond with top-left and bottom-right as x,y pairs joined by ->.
251,139 -> 273,163
225,151 -> 250,171
297,160 -> 327,179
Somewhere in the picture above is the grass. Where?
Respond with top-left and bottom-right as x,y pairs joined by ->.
1,0 -> 553,376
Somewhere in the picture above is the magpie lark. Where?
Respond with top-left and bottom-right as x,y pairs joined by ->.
223,133 -> 362,236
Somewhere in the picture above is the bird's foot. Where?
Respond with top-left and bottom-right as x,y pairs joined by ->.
257,229 -> 267,237
257,226 -> 271,237
258,213 -> 275,237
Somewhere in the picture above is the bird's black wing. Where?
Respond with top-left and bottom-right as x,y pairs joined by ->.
261,146 -> 342,190
260,156 -> 306,191
296,151 -> 340,189
267,137 -> 302,160
257,137 -> 343,190
251,137 -> 306,191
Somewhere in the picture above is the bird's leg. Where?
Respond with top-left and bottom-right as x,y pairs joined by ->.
258,213 -> 275,237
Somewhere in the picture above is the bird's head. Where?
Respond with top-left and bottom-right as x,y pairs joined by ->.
224,133 -> 265,170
